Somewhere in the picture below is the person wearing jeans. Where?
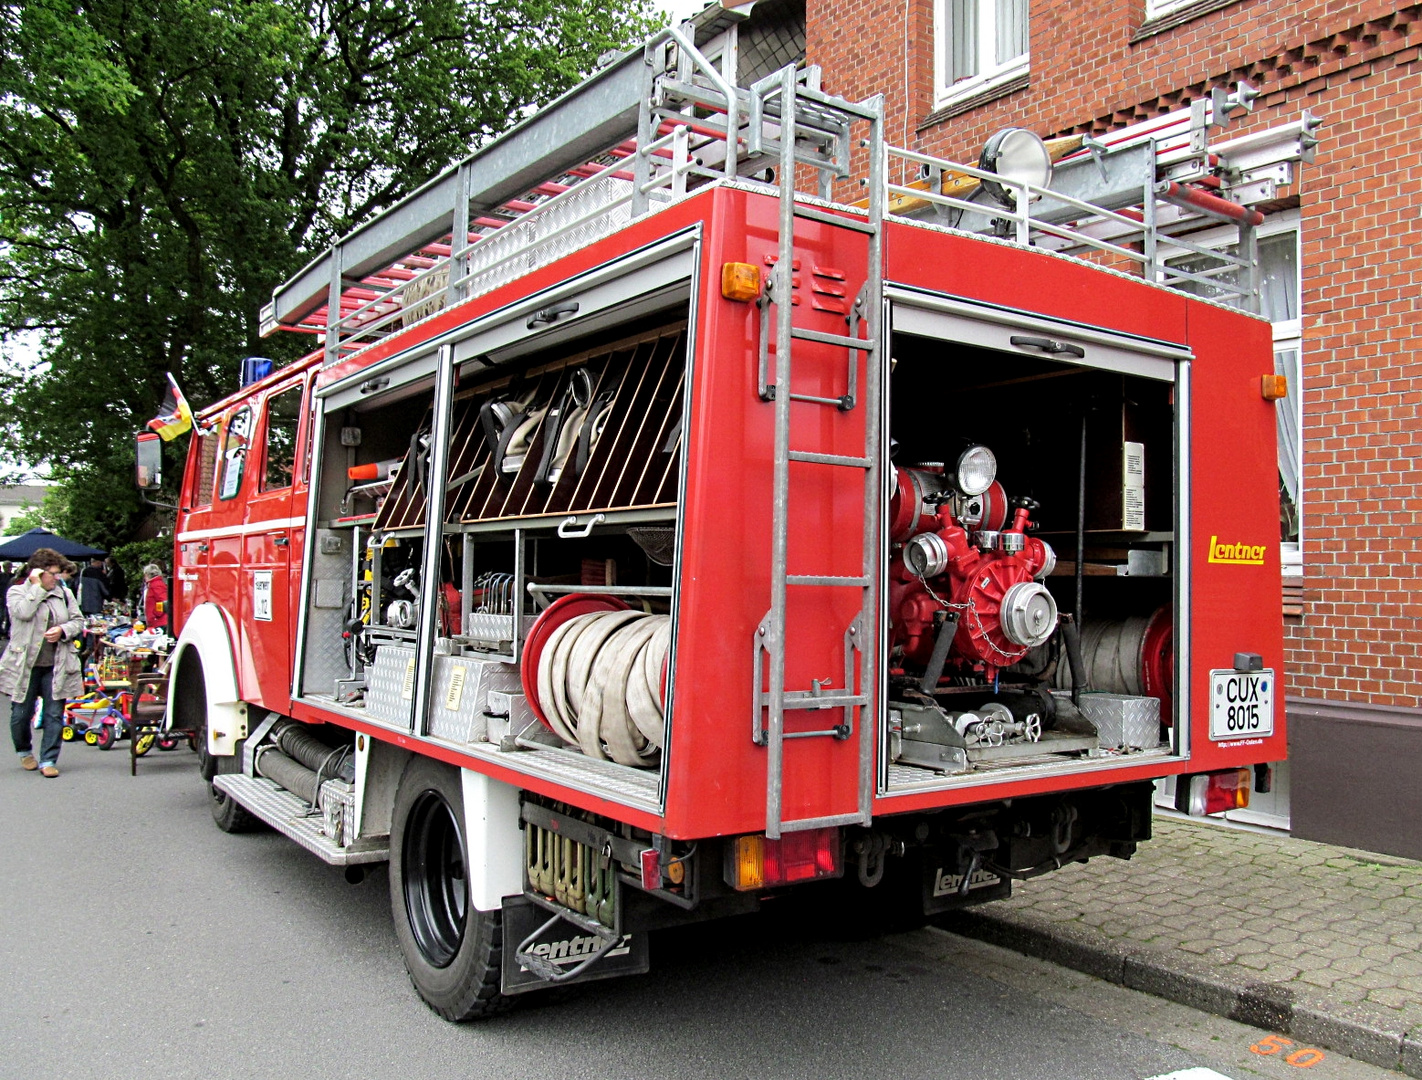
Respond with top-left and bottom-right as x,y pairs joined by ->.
1,548 -> 84,777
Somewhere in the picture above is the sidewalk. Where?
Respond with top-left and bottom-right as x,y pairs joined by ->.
939,815 -> 1422,1075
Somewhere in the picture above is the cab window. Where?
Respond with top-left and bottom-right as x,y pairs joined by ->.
262,385 -> 303,491
190,428 -> 218,507
218,406 -> 254,500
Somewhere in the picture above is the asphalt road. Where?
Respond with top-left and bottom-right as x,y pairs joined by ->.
0,743 -> 1398,1080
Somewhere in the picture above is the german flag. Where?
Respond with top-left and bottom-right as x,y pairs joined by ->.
147,372 -> 193,441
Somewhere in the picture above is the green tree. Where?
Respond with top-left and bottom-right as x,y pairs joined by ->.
0,0 -> 661,549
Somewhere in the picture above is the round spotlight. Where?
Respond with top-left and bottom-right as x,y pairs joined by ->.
978,128 -> 1053,207
954,445 -> 997,497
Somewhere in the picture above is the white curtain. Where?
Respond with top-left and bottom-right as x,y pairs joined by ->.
995,0 -> 1028,64
1275,347 -> 1301,508
948,0 -> 977,81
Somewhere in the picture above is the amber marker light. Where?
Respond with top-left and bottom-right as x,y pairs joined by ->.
729,835 -> 766,890
1261,374 -> 1288,400
721,262 -> 761,302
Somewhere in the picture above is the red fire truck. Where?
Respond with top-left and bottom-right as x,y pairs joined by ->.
138,18 -> 1298,1019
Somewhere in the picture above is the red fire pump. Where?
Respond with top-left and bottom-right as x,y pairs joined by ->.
888,447 -> 1059,682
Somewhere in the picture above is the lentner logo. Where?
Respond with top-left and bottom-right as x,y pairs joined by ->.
1208,535 -> 1267,565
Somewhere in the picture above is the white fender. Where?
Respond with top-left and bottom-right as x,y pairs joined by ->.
168,603 -> 249,757
461,769 -> 524,911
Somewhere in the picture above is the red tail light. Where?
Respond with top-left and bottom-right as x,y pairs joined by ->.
1177,768 -> 1252,816
725,827 -> 842,891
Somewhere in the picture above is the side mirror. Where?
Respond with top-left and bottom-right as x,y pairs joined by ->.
136,431 -> 163,489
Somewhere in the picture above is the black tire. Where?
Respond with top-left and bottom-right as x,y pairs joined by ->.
175,656 -> 217,782
96,724 -> 116,751
389,756 -> 514,1021
209,779 -> 262,833
179,657 -> 262,834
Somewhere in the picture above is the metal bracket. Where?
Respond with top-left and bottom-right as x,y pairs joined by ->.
754,616 -> 863,745
240,711 -> 283,777
512,905 -> 621,984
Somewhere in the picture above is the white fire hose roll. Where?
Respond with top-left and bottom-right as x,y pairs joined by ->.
629,620 -> 671,744
536,610 -> 672,767
536,617 -> 582,746
580,617 -> 661,765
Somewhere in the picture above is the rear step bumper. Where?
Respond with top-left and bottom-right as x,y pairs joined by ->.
214,774 -> 389,866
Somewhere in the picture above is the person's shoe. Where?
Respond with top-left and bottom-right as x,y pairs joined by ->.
19,755 -> 37,771
39,765 -> 58,778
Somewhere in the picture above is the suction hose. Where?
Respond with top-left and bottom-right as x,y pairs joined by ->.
255,721 -> 355,806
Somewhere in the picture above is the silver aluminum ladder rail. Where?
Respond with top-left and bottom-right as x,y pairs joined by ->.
747,67 -> 885,839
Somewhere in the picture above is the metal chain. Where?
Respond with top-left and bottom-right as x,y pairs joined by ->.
916,572 -> 1022,665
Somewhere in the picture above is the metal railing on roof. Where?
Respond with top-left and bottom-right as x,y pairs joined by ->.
258,16 -> 1318,364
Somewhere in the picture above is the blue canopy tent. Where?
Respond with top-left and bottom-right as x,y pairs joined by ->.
0,527 -> 107,560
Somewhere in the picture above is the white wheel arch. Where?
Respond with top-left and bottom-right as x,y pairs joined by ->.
168,602 -> 249,757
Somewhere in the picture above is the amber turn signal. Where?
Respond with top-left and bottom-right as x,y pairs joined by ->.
1260,374 -> 1288,400
721,262 -> 761,302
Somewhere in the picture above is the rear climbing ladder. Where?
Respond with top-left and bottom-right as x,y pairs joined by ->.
747,69 -> 886,838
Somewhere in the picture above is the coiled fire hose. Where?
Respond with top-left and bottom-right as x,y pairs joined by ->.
536,611 -> 670,767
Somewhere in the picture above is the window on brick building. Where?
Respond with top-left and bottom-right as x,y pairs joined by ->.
1164,217 -> 1302,571
1144,0 -> 1201,20
935,0 -> 1029,109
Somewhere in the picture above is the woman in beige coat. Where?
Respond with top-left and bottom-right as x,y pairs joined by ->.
2,548 -> 84,777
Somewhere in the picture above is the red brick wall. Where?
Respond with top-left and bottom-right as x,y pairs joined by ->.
805,1 -> 1422,706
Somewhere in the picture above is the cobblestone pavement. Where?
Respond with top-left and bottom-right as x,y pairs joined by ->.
940,815 -> 1422,1076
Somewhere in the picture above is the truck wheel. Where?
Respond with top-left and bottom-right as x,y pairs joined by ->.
209,780 -> 261,833
389,757 -> 514,1021
175,658 -> 218,782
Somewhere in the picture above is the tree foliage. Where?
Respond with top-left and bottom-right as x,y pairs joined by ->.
0,0 -> 661,548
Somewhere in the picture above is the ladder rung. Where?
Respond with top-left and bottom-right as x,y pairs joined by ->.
793,204 -> 877,234
787,392 -> 852,408
779,691 -> 867,709
788,450 -> 871,468
786,575 -> 870,587
789,326 -> 877,351
779,812 -> 869,833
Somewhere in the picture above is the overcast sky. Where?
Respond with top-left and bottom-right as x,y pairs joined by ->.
660,0 -> 708,23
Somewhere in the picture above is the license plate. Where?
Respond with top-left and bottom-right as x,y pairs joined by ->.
1208,669 -> 1274,740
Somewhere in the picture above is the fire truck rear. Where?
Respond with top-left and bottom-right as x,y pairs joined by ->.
143,21 -> 1297,1018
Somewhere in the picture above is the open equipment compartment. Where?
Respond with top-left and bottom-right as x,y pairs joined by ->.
292,240 -> 696,809
881,304 -> 1186,793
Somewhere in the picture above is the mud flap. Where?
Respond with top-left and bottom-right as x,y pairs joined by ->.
921,861 -> 1012,915
499,895 -> 649,994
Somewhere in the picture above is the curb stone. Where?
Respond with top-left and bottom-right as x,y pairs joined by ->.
936,908 -> 1419,1076
1402,1032 -> 1422,1077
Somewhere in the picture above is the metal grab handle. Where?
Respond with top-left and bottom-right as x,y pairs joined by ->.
557,513 -> 605,539
359,376 -> 390,394
273,535 -> 290,546
1009,335 -> 1086,359
527,300 -> 579,330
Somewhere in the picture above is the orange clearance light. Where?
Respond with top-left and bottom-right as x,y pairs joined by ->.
1261,374 -> 1288,400
730,835 -> 766,890
721,262 -> 762,302
725,827 -> 842,891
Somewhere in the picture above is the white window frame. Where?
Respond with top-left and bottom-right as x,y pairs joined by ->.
1145,0 -> 1201,20
1160,212 -> 1302,572
933,0 -> 1029,111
